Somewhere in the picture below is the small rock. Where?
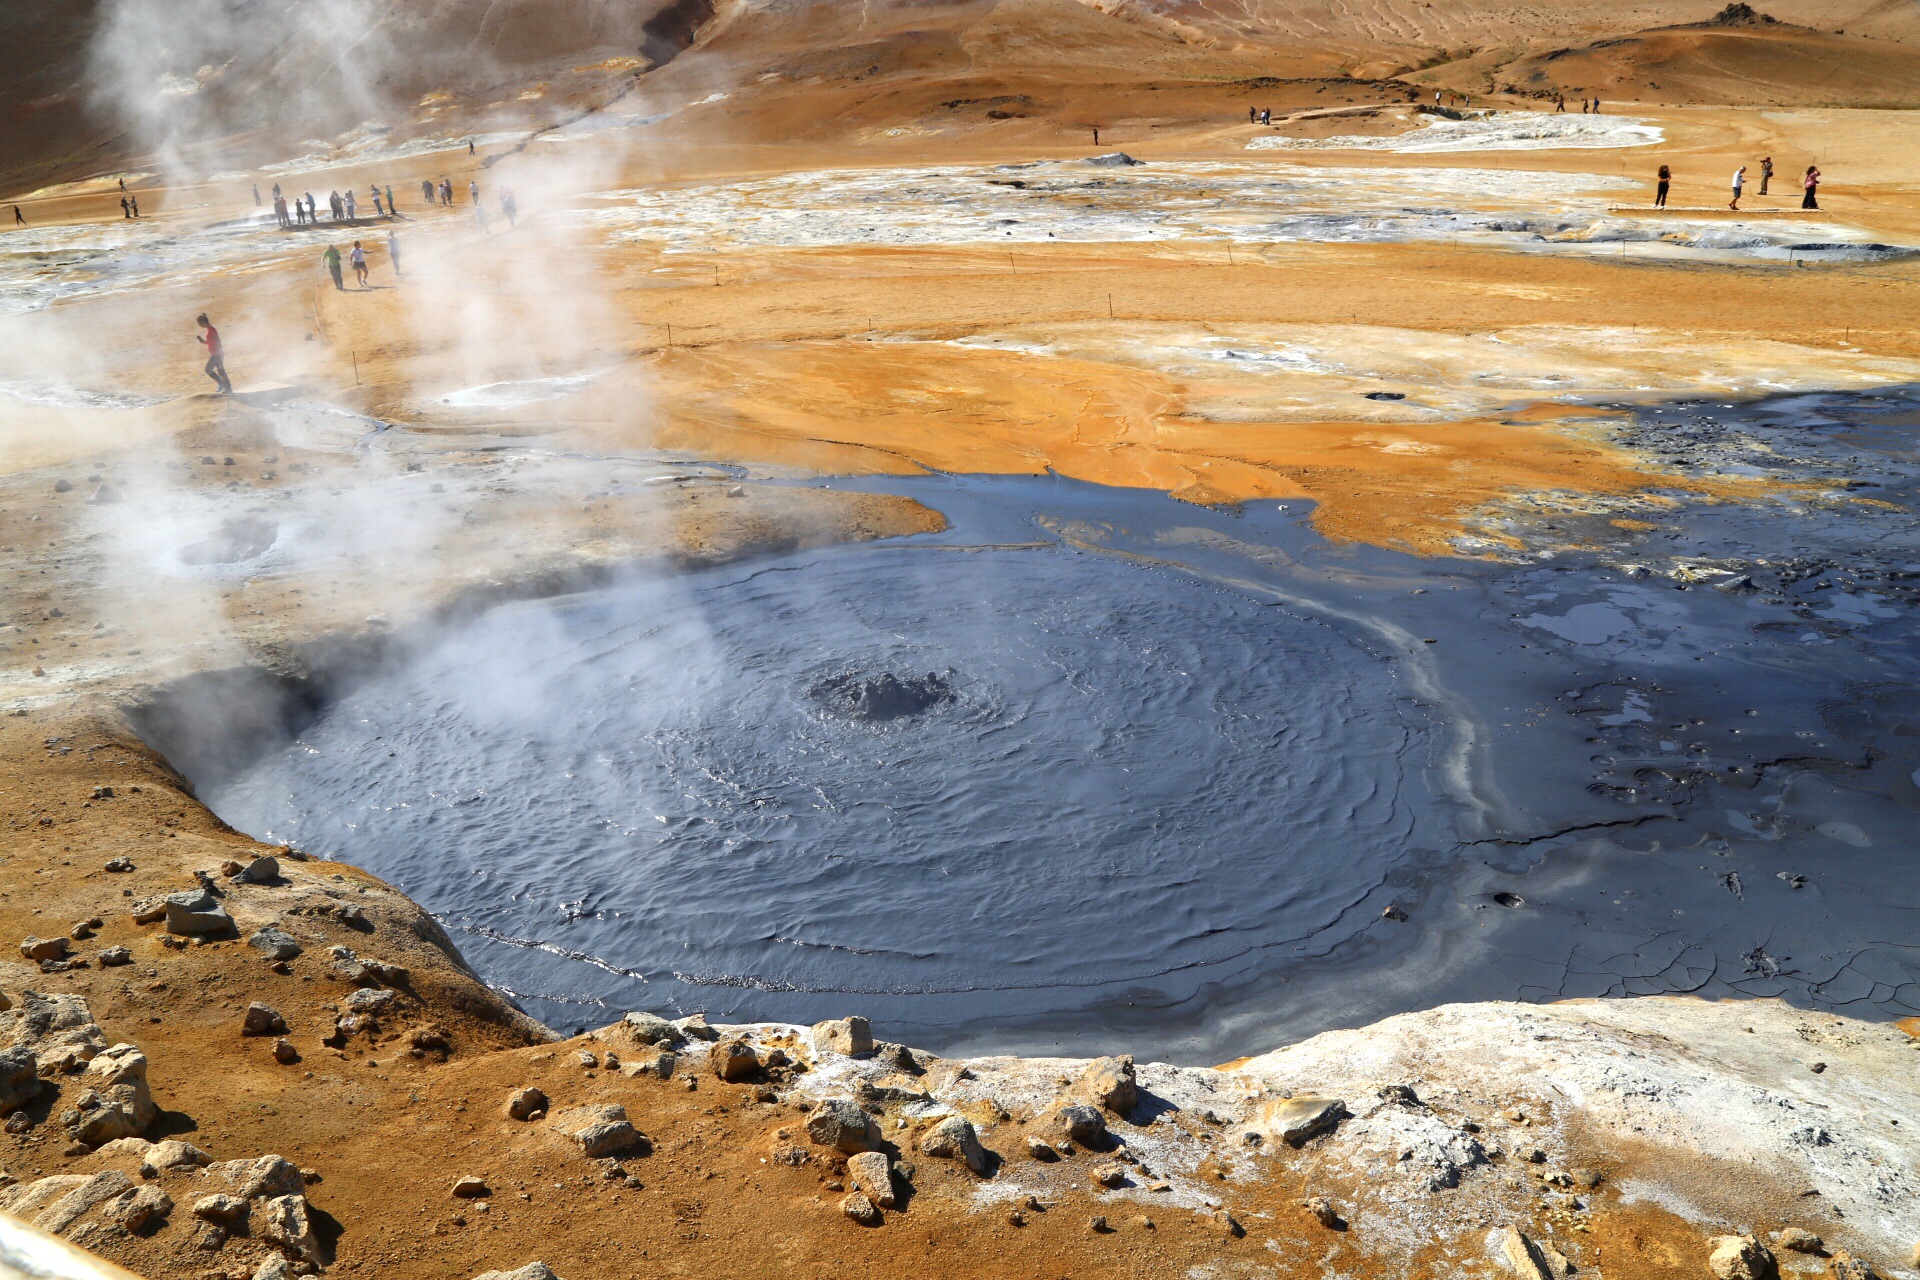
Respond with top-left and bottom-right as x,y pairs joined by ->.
247,927 -> 303,961
1089,1214 -> 1111,1232
840,1191 -> 881,1226
104,857 -> 135,873
1050,1103 -> 1108,1146
118,1183 -> 173,1231
164,890 -> 232,937
1774,1228 -> 1823,1254
129,896 -> 168,924
19,936 -> 69,962
233,856 -> 280,884
810,1016 -> 874,1058
53,479 -> 72,493
846,1151 -> 894,1208
506,1087 -> 548,1121
711,1037 -> 759,1082
1256,1095 -> 1347,1147
1708,1234 -> 1778,1280
253,1257 -> 294,1280
242,1003 -> 288,1037
98,946 -> 132,967
673,1013 -> 717,1042
919,1115 -> 990,1175
550,1104 -> 645,1158
577,1051 -> 599,1070
1303,1195 -> 1341,1229
1075,1055 -> 1138,1115
193,1193 -> 248,1222
140,1139 -> 211,1177
469,1264 -> 562,1280
1086,152 -> 1140,167
1091,1163 -> 1127,1189
1026,1136 -> 1061,1162
272,1039 -> 300,1065
87,484 -> 121,505
621,1012 -> 685,1046
1007,1209 -> 1026,1226
344,988 -> 395,1014
1828,1253 -> 1881,1280
1501,1227 -> 1575,1279
69,917 -> 102,940
1570,1167 -> 1603,1188
0,1045 -> 42,1116
806,1099 -> 881,1154
452,1175 -> 490,1199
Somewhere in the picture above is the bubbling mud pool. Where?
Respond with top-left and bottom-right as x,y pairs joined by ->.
202,542 -> 1457,1043
186,388 -> 1920,1060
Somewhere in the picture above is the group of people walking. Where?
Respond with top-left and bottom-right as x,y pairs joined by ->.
1550,95 -> 1603,113
1653,157 -> 1821,210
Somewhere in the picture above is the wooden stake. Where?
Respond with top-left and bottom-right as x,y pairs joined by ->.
352,350 -> 359,386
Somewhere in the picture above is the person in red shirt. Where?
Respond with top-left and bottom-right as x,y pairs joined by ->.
196,314 -> 232,394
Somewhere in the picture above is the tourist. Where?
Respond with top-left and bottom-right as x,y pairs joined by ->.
12,206 -> 24,227
500,187 -> 517,228
195,313 -> 232,395
351,240 -> 369,287
1802,164 -> 1821,210
422,178 -> 435,205
128,195 -> 139,218
388,229 -> 402,276
345,189 -> 357,220
1655,165 -> 1671,209
120,196 -> 131,219
1729,165 -> 1745,211
1260,107 -> 1270,125
323,243 -> 344,291
252,184 -> 261,207
371,186 -> 384,217
385,186 -> 396,217
468,139 -> 475,155
329,191 -> 342,221
1249,106 -> 1257,124
1759,155 -> 1773,195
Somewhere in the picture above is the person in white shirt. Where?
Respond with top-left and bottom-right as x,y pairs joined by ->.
1729,166 -> 1746,211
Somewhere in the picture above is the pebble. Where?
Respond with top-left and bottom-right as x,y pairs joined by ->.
272,1039 -> 300,1065
242,1003 -> 288,1037
451,1175 -> 490,1199
506,1087 -> 548,1121
98,946 -> 132,967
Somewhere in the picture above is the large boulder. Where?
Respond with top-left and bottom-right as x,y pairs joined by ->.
919,1115 -> 990,1175
1075,1056 -> 1138,1115
847,1151 -> 895,1208
207,1154 -> 306,1201
0,991 -> 107,1071
550,1104 -> 645,1158
810,1016 -> 873,1059
805,1098 -> 881,1154
711,1038 -> 759,1082
253,1193 -> 320,1264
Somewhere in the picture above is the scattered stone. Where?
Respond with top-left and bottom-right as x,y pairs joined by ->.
1007,1209 -> 1026,1226
1027,1137 -> 1061,1162
164,889 -> 233,937
1828,1253 -> 1881,1280
1570,1167 -> 1603,1188
0,1045 -> 45,1116
1501,1227 -> 1575,1279
247,927 -> 302,961
1303,1196 -> 1342,1228
253,1257 -> 294,1280
98,946 -> 132,967
621,1012 -> 685,1046
1131,1214 -> 1155,1231
577,1051 -> 598,1070
1708,1234 -> 1779,1280
243,1004 -> 288,1037
53,479 -> 72,493
194,1193 -> 249,1222
1382,905 -> 1410,921
1050,1103 -> 1108,1146
140,1140 -> 211,1178
839,1191 -> 881,1225
117,1183 -> 172,1232
1091,1163 -> 1127,1189
452,1176 -> 490,1199
673,1014 -> 716,1041
1089,1214 -> 1111,1232
87,484 -> 121,506
68,918 -> 102,940
506,1087 -> 548,1121
205,1154 -> 305,1201
550,1104 -> 645,1158
104,857 -> 135,873
268,1037 -> 299,1064
234,856 -> 280,884
1774,1228 -> 1823,1253
1086,152 -> 1140,166
870,1042 -> 920,1073
1076,1055 -> 1138,1115
847,1151 -> 895,1208
810,1016 -> 873,1058
19,936 -> 69,962
255,1192 -> 320,1264
129,896 -> 169,924
469,1264 -> 562,1280
67,1043 -> 157,1145
711,1037 -> 760,1082
343,987 -> 396,1014
1256,1095 -> 1347,1147
919,1115 -> 990,1175
806,1098 -> 882,1154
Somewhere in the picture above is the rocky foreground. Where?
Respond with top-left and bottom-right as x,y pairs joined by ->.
0,702 -> 1917,1280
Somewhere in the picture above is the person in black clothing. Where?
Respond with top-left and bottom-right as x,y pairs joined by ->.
12,206 -> 23,226
1655,165 -> 1671,209
1802,165 -> 1821,209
